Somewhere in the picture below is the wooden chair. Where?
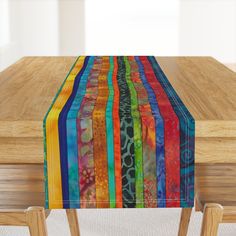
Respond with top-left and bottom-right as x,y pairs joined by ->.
2,163 -> 236,236
0,164 -> 81,236
178,201 -> 236,236
178,163 -> 236,236
0,208 -> 80,236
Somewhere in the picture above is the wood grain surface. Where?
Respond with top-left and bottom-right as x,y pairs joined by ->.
200,203 -> 223,236
0,164 -> 44,209
0,56 -> 235,164
195,164 -> 236,207
0,58 -> 235,233
66,209 -> 81,236
178,208 -> 192,236
1,163 -> 235,210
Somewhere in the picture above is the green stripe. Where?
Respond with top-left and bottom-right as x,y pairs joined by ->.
124,56 -> 144,207
43,57 -> 80,209
106,56 -> 116,207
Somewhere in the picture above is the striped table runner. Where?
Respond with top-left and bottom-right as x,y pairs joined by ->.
44,56 -> 194,209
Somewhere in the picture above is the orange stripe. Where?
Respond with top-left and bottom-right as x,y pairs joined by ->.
128,56 -> 157,207
46,57 -> 85,208
112,57 -> 123,207
92,56 -> 110,208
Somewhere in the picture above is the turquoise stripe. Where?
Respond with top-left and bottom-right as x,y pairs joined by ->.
106,56 -> 116,207
66,57 -> 95,208
43,57 -> 80,209
135,56 -> 166,207
124,56 -> 144,208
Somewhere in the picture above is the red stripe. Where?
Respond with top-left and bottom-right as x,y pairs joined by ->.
128,56 -> 157,207
112,57 -> 123,207
139,56 -> 180,207
92,56 -> 110,208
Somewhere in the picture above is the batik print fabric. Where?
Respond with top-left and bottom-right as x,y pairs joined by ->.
44,56 -> 195,209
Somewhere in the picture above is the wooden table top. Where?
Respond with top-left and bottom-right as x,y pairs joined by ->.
0,57 -> 236,164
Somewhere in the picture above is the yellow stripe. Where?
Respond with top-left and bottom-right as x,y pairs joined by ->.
46,57 -> 85,208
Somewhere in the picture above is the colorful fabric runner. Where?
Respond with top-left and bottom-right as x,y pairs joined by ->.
44,56 -> 195,209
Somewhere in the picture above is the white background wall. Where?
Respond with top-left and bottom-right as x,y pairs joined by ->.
0,0 -> 85,71
0,0 -> 58,71
179,0 -> 236,62
0,0 -> 236,71
85,0 -> 236,62
85,0 -> 180,55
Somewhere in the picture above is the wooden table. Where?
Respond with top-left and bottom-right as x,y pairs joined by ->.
0,57 -> 236,235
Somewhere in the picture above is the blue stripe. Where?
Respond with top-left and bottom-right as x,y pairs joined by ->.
148,56 -> 195,207
106,56 -> 116,207
135,56 -> 166,207
58,56 -> 90,208
44,57 -> 80,209
66,57 -> 95,208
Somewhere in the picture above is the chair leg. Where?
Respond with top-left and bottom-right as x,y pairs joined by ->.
66,209 -> 80,236
178,208 -> 192,236
200,203 -> 223,236
26,207 -> 48,236
195,193 -> 203,212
